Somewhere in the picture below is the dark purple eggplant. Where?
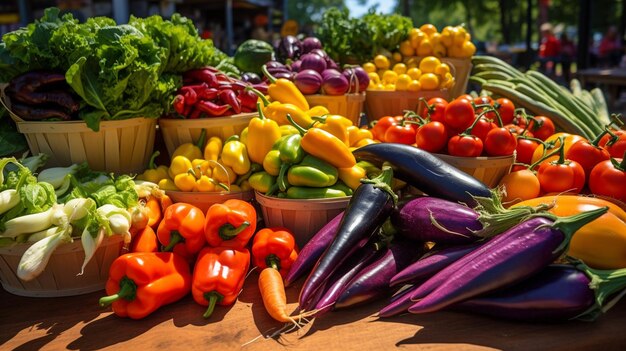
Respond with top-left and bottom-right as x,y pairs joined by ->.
312,241 -> 381,316
9,70 -> 67,94
309,49 -> 329,60
285,211 -> 344,287
9,102 -> 72,121
265,60 -> 287,70
300,53 -> 327,74
302,37 -> 323,54
276,35 -> 302,61
290,60 -> 302,72
342,67 -> 370,94
455,261 -> 626,322
321,68 -> 342,80
390,242 -> 484,287
241,72 -> 262,84
272,71 -> 295,81
379,284 -> 419,317
298,166 -> 397,307
294,69 -> 323,95
407,207 -> 608,314
353,143 -> 491,206
335,238 -> 425,309
326,59 -> 339,70
322,74 -> 349,96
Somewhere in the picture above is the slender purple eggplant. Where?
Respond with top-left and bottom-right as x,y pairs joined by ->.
390,242 -> 484,287
455,262 -> 626,322
285,211 -> 344,287
334,238 -> 425,309
353,143 -> 491,206
298,165 -> 397,307
378,284 -> 419,317
407,207 -> 608,314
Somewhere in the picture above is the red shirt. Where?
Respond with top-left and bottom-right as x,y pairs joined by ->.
539,34 -> 560,58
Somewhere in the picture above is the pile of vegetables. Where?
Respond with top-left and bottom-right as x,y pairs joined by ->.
266,36 -> 369,96
169,66 -> 268,118
397,24 -> 476,60
364,55 -> 455,91
0,7 -> 236,131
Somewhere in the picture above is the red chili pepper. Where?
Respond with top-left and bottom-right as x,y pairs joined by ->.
231,81 -> 248,91
183,104 -> 192,117
180,86 -> 198,105
195,100 -> 231,116
189,107 -> 202,119
218,89 -> 242,114
218,82 -> 233,90
173,95 -> 185,114
198,87 -> 219,100
184,68 -> 218,87
216,73 -> 233,83
252,83 -> 268,94
238,89 -> 258,110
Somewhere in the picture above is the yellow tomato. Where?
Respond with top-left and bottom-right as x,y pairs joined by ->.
447,45 -> 464,58
363,62 -> 377,73
393,63 -> 408,75
368,72 -> 381,84
419,56 -> 441,73
498,169 -> 541,205
392,51 -> 403,63
375,83 -> 385,90
395,74 -> 412,91
429,32 -> 441,46
433,43 -> 447,57
374,54 -> 390,70
408,80 -> 422,92
407,67 -> 422,80
461,40 -> 477,57
440,26 -> 454,47
416,39 -> 433,56
411,31 -> 427,49
409,27 -> 421,39
419,73 -> 439,90
442,73 -> 455,89
405,57 -> 419,69
419,24 -> 438,37
531,133 -> 586,164
453,27 -> 468,46
399,40 -> 415,57
435,63 -> 451,76
384,83 -> 396,91
382,70 -> 398,84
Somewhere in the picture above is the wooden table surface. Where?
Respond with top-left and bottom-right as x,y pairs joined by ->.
2,269 -> 626,351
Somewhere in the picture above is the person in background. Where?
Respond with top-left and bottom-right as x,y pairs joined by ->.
538,22 -> 561,77
559,32 -> 576,83
598,26 -> 623,67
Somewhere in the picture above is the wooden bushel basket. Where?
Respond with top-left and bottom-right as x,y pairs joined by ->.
305,93 -> 366,126
434,153 -> 516,188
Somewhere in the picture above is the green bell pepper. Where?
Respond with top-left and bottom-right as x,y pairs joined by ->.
287,155 -> 338,188
248,171 -> 277,194
263,150 -> 281,176
277,134 -> 305,192
286,186 -> 348,199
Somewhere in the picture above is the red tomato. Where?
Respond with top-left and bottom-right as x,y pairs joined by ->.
384,123 -> 417,145
484,127 -> 517,156
565,139 -> 611,179
415,121 -> 448,153
473,95 -> 493,106
372,116 -> 398,142
457,94 -> 474,101
470,116 -> 497,142
495,98 -> 515,125
603,132 -> 626,159
447,134 -> 483,157
589,158 -> 626,203
503,123 -> 533,138
421,97 -> 448,123
598,129 -> 625,147
536,159 -> 586,194
516,137 -> 541,165
526,116 -> 556,141
444,98 -> 475,130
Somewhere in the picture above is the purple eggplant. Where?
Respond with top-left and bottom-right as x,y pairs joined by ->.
294,69 -> 323,95
241,72 -> 262,84
300,53 -> 327,74
342,67 -> 370,94
335,238 -> 425,309
310,48 -> 329,60
353,143 -> 491,206
321,68 -> 342,80
265,60 -> 287,70
455,262 -> 626,322
302,37 -> 323,53
290,60 -> 302,72
272,71 -> 295,81
285,211 -> 344,287
298,166 -> 396,307
407,207 -> 608,314
322,74 -> 349,96
326,58 -> 339,70
390,242 -> 484,287
379,284 -> 419,317
277,35 -> 302,61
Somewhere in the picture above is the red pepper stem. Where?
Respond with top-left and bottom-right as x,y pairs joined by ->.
266,255 -> 281,271
218,221 -> 250,240
162,230 -> 184,252
99,277 -> 137,307
247,87 -> 270,106
147,151 -> 160,170
203,291 -> 225,319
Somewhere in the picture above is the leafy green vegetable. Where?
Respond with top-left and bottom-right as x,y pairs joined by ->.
0,118 -> 28,158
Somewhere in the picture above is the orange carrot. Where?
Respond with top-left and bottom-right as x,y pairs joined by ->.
258,267 -> 296,324
145,196 -> 162,229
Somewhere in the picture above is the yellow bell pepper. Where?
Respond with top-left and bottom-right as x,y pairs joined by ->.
239,127 -> 249,145
194,175 -> 216,192
211,159 -> 237,185
246,103 -> 281,164
264,102 -> 314,127
203,136 -> 223,162
347,126 -> 374,147
239,180 -> 252,191
191,159 -> 212,178
312,115 -> 353,146
262,65 -> 309,111
158,178 -> 178,191
168,155 -> 193,179
174,170 -> 197,192
137,151 -> 169,184
338,164 -> 367,190
279,125 -> 299,136
172,129 -> 206,161
221,135 -> 251,175
350,138 -> 378,151
307,105 -> 330,117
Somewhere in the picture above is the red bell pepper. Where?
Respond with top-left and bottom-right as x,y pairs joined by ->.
204,199 -> 257,249
251,227 -> 299,278
156,203 -> 206,263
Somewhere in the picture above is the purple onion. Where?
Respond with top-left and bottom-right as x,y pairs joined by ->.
302,37 -> 323,53
300,53 -> 327,74
294,69 -> 323,95
322,74 -> 349,95
342,67 -> 370,94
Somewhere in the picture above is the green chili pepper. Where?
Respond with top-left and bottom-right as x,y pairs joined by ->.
287,155 -> 338,188
277,134 -> 305,192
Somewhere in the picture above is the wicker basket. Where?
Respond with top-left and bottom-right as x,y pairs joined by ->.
433,153 -> 516,188
305,93 -> 366,125
0,235 -> 125,297
0,84 -> 156,174
158,113 -> 256,159
255,192 -> 351,248
166,190 -> 255,213
364,89 -> 450,124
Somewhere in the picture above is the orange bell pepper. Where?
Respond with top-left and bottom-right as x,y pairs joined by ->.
251,227 -> 299,278
144,196 -> 162,229
192,246 -> 250,318
99,252 -> 192,319
204,199 -> 257,249
129,226 -> 159,253
157,203 -> 206,263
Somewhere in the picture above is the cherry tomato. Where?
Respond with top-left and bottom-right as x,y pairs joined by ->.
495,98 -> 515,125
503,123 -> 533,138
384,123 -> 417,145
565,139 -> 611,178
444,97 -> 475,130
498,169 -> 540,205
484,127 -> 517,156
372,116 -> 398,142
473,96 -> 496,121
536,158 -> 586,194
447,134 -> 483,157
598,129 -> 625,148
457,94 -> 474,101
589,157 -> 626,203
526,116 -> 556,141
421,97 -> 448,123
516,137 -> 541,165
415,121 -> 448,153
470,116 -> 497,142
604,132 -> 626,159
473,95 -> 494,106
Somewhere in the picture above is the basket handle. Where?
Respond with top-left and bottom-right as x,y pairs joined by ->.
208,160 -> 232,193
0,83 -> 25,123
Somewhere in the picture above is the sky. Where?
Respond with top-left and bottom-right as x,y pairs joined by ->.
345,0 -> 395,17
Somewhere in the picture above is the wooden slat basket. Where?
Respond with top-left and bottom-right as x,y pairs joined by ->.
305,93 -> 366,125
